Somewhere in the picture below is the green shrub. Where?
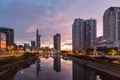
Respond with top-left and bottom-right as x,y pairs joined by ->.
0,56 -> 21,65
0,52 -> 36,66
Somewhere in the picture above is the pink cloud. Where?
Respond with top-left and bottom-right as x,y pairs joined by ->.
26,25 -> 37,33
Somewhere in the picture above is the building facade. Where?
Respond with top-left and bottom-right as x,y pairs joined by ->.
31,40 -> 35,50
36,29 -> 41,48
72,19 -> 84,51
0,27 -> 14,50
0,33 -> 6,51
53,34 -> 61,51
96,36 -> 104,45
84,19 -> 96,48
31,40 -> 35,48
24,43 -> 31,51
72,18 -> 96,52
103,7 -> 120,48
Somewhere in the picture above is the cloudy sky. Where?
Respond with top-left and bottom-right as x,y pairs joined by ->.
0,0 -> 120,50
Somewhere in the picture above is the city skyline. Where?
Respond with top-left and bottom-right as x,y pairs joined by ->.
0,0 -> 120,50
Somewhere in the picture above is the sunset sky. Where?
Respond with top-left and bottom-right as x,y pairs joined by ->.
0,0 -> 120,50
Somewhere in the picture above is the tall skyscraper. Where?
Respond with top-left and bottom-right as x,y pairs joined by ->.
84,19 -> 96,48
72,19 -> 84,52
36,29 -> 41,48
103,7 -> 120,45
0,27 -> 14,48
53,34 -> 61,51
72,18 -> 96,52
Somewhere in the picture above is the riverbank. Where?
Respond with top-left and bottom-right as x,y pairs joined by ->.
0,52 -> 39,73
0,52 -> 38,66
67,54 -> 120,68
0,56 -> 38,80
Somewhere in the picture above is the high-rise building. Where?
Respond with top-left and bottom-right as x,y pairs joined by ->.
36,29 -> 41,48
84,19 -> 96,48
72,18 -> 96,52
53,34 -> 61,51
31,40 -> 35,50
0,27 -> 14,48
72,19 -> 84,52
31,40 -> 35,48
103,7 -> 120,44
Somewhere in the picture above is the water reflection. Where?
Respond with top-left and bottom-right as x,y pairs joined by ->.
72,61 -> 102,80
14,55 -> 72,80
0,57 -> 36,80
53,54 -> 61,72
36,58 -> 41,77
20,69 -> 24,74
0,55 -> 118,80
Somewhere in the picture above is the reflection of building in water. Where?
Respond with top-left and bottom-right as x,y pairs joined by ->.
20,70 -> 24,74
53,54 -> 61,72
73,61 -> 84,80
73,61 -> 97,80
36,59 -> 41,77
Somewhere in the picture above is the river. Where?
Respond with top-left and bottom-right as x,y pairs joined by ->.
0,55 -> 111,80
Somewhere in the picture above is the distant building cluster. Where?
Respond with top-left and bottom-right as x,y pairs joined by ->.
72,18 -> 96,52
0,27 -> 61,52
